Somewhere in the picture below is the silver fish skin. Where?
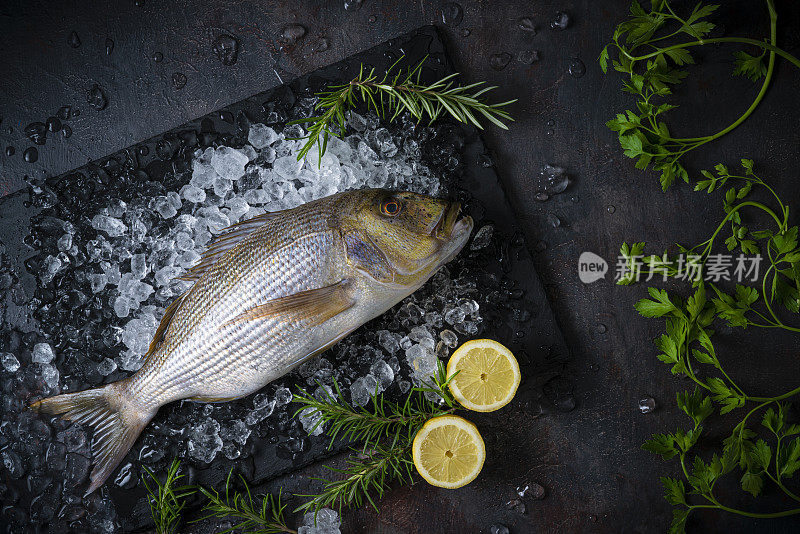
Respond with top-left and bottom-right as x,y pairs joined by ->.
31,188 -> 473,493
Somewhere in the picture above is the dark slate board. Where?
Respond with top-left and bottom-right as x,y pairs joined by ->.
0,26 -> 571,532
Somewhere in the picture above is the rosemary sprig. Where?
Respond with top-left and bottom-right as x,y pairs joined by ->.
293,361 -> 459,514
288,55 -> 516,162
294,440 -> 415,515
292,363 -> 458,450
141,458 -> 197,534
195,470 -> 297,534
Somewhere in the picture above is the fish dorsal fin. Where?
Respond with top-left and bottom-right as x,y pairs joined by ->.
141,292 -> 185,363
226,279 -> 355,327
177,212 -> 280,282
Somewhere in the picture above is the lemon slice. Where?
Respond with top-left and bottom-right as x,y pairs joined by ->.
412,415 -> 486,489
446,339 -> 521,412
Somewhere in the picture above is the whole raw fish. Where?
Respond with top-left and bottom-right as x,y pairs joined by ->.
31,189 -> 473,493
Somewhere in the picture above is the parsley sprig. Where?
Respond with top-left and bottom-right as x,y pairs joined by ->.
619,161 -> 800,532
600,0 -> 800,190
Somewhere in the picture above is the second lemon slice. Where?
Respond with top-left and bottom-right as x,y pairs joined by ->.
446,339 -> 521,412
412,415 -> 486,489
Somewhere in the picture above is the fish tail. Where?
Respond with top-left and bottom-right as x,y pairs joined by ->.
30,380 -> 154,495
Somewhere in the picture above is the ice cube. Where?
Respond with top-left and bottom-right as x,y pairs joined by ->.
248,123 -> 279,149
42,364 -> 60,389
97,358 -> 117,376
129,281 -> 154,303
199,206 -> 230,234
375,128 -> 398,157
239,145 -> 257,161
226,197 -> 250,221
2,353 -> 20,372
155,266 -> 181,287
275,386 -> 293,407
91,215 -> 127,237
187,418 -> 223,463
470,225 -> 494,250
245,397 -> 276,426
273,155 -> 303,181
405,344 -> 437,382
377,330 -> 400,354
57,233 -> 73,252
190,162 -> 216,190
32,343 -> 55,364
370,360 -> 395,389
347,111 -> 367,132
243,188 -> 271,205
444,305 -> 466,325
213,176 -> 233,197
357,140 -> 380,166
211,146 -> 249,181
130,253 -> 148,279
440,329 -> 458,348
113,296 -> 131,318
298,407 -> 324,436
40,255 -> 63,284
220,419 -> 251,445
181,184 -> 206,203
88,273 -> 108,294
175,232 -> 195,251
178,250 -> 201,268
350,374 -> 380,407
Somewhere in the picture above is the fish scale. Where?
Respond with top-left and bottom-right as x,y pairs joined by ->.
30,189 -> 473,494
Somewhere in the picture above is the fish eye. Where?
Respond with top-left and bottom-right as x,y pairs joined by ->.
381,199 -> 401,216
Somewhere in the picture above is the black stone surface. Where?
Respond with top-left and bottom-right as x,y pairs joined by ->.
2,1 -> 800,533
0,25 -> 568,533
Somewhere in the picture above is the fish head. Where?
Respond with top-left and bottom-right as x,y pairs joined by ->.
341,189 -> 473,286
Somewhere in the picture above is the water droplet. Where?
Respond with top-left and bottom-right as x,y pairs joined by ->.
571,195 -> 580,203
489,52 -> 512,71
72,108 -> 81,117
534,192 -> 549,202
546,129 -> 554,136
368,15 -> 377,23
172,72 -> 187,90
134,0 -> 145,5
24,122 -> 47,145
595,323 -> 607,333
67,31 -> 81,48
546,213 -> 561,228
441,2 -> 463,26
138,145 -> 149,156
517,49 -> 539,64
639,397 -> 656,414
61,124 -> 73,138
23,147 -> 39,163
46,117 -> 62,133
212,34 -> 239,65
219,110 -> 234,123
280,24 -> 307,45
547,119 -> 555,126
460,28 -> 471,37
568,57 -> 586,78
105,38 -> 115,55
533,240 -> 547,253
57,106 -> 72,120
477,153 -> 493,167
151,51 -> 163,63
343,0 -> 363,11
86,84 -> 108,110
606,205 -> 616,214
550,11 -> 570,30
5,146 -> 15,156
517,17 -> 536,33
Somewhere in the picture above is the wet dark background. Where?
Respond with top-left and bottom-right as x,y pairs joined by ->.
2,0 -> 800,533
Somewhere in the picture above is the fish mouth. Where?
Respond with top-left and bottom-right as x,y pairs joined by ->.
433,201 -> 463,240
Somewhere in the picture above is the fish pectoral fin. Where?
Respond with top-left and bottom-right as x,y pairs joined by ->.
178,211 -> 283,282
226,279 -> 355,327
140,291 -> 185,364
